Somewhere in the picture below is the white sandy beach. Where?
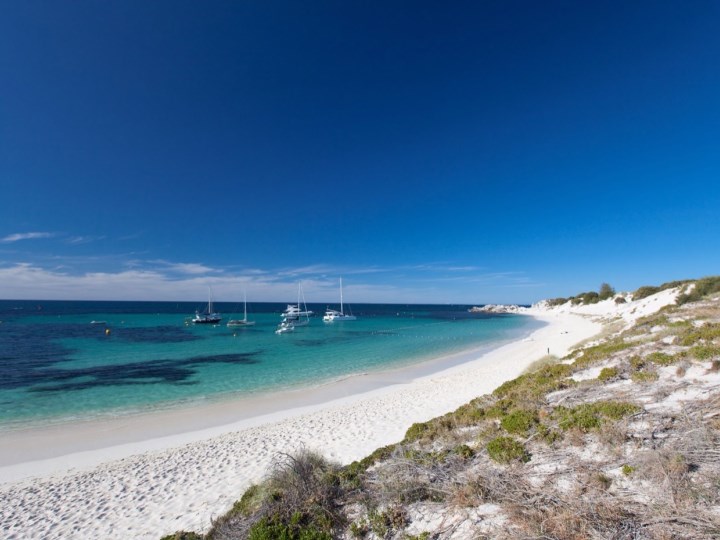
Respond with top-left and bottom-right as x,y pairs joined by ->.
0,310 -> 604,539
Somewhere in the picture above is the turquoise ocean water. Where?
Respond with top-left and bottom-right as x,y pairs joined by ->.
0,300 -> 539,431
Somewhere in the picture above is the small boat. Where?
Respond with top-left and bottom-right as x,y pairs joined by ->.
275,319 -> 296,334
193,289 -> 222,324
227,291 -> 255,328
90,320 -> 107,325
276,284 -> 310,334
323,278 -> 356,322
280,304 -> 314,318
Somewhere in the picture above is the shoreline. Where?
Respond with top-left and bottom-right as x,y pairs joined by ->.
0,310 -> 601,539
0,316 -> 542,472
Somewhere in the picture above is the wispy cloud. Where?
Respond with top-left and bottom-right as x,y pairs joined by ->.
0,232 -> 56,243
65,235 -> 106,245
164,262 -> 220,275
0,259 -> 542,304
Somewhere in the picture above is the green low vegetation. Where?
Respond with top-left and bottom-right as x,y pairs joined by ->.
676,276 -> 720,305
597,367 -> 619,381
486,436 -> 531,464
554,401 -> 640,433
680,322 -> 720,346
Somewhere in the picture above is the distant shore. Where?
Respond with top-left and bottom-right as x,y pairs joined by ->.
0,310 -> 601,539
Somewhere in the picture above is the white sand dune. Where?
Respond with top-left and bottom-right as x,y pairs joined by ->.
0,308 -> 619,539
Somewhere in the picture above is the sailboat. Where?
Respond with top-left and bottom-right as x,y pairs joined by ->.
192,288 -> 222,324
276,284 -> 311,334
227,291 -> 255,328
323,278 -> 357,322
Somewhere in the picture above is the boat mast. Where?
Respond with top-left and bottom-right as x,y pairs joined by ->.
340,277 -> 344,315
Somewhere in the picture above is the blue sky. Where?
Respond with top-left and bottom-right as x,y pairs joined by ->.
1,1 -> 719,304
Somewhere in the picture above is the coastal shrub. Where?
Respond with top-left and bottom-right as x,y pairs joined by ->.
614,296 -> 627,304
342,444 -> 396,489
449,401 -> 486,426
680,322 -> 720,346
247,512 -> 332,540
365,507 -> 407,538
631,371 -> 659,383
403,416 -> 454,443
572,291 -> 600,305
547,297 -> 569,307
646,352 -> 676,366
500,409 -> 539,436
160,532 -> 203,540
493,363 -> 573,404
597,367 -> 619,381
599,283 -> 615,301
677,276 -> 720,305
537,423 -> 561,445
233,484 -> 268,517
573,340 -> 632,368
709,360 -> 720,372
554,401 -> 640,433
690,345 -> 720,360
453,444 -> 476,459
633,285 -> 661,301
404,421 -> 432,443
486,436 -> 530,464
629,355 -> 645,371
622,464 -> 635,476
209,450 -> 345,540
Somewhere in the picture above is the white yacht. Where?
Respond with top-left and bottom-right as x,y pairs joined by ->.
323,278 -> 356,322
276,285 -> 311,334
227,291 -> 255,328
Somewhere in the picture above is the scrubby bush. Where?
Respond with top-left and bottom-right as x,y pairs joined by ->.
614,296 -> 627,304
486,436 -> 530,464
599,283 -> 615,301
554,401 -> 640,433
680,322 -> 720,346
631,371 -> 659,383
500,409 -> 539,436
646,352 -> 677,366
633,285 -> 661,301
676,276 -> 720,305
690,345 -> 720,360
598,367 -> 619,381
547,297 -> 569,307
572,291 -> 600,305
160,532 -> 203,540
207,450 -> 345,540
573,340 -> 632,368
453,444 -> 475,459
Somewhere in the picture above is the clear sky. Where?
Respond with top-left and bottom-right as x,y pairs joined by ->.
1,1 -> 719,304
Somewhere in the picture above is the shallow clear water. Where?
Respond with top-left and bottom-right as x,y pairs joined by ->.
0,300 -> 538,429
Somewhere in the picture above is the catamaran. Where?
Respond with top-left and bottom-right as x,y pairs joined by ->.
227,291 -> 255,328
323,277 -> 356,322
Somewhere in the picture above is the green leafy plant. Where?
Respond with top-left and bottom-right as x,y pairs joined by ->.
554,401 -> 640,433
486,436 -> 530,464
500,409 -> 539,435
